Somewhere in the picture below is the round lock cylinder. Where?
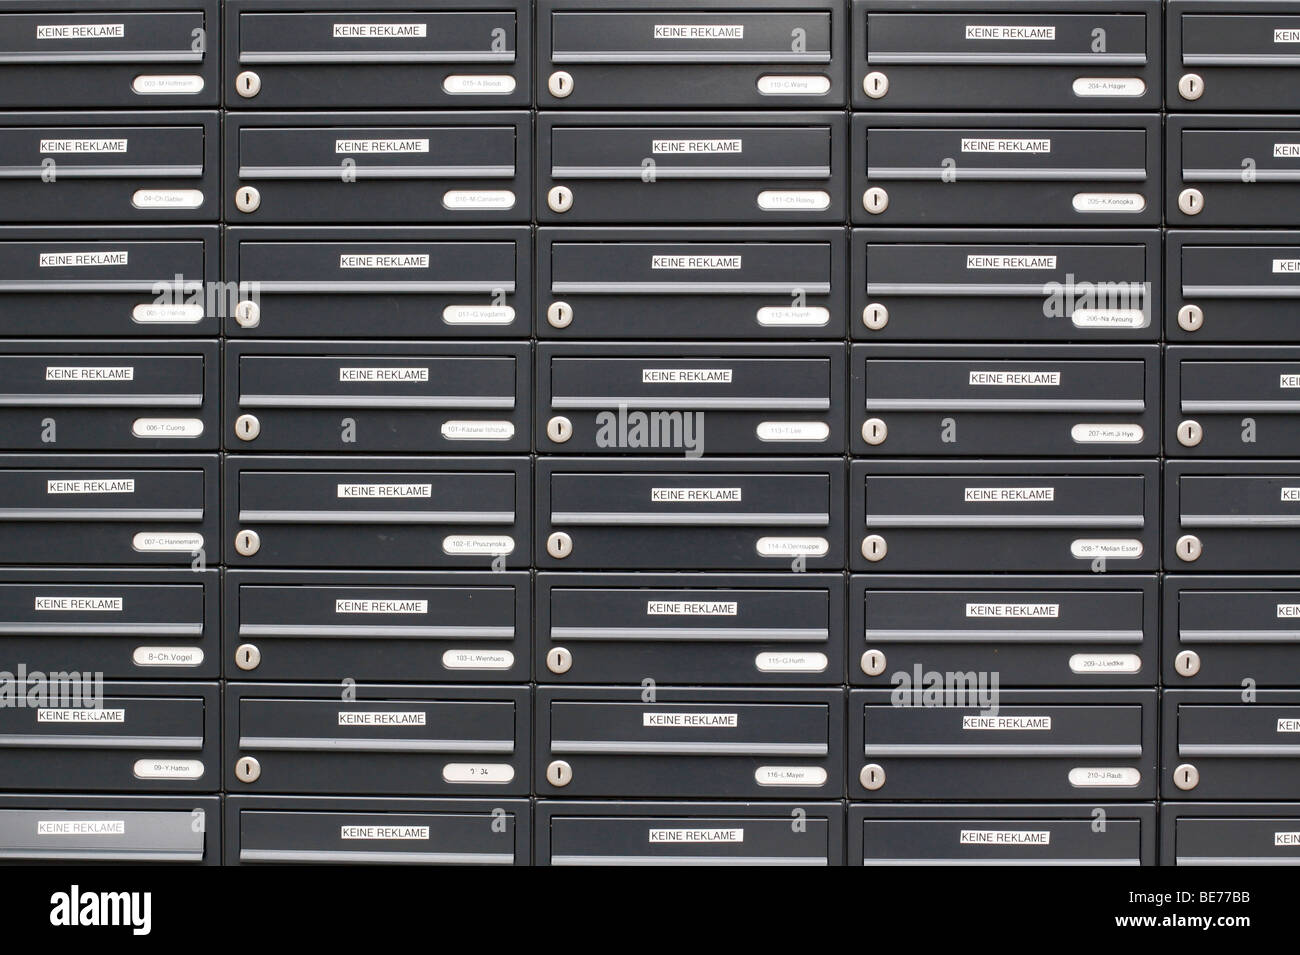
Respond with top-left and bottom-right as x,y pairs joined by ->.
546,646 -> 573,674
1178,188 -> 1204,216
546,760 -> 573,787
234,300 -> 261,328
546,301 -> 573,328
862,418 -> 888,446
860,763 -> 886,791
1175,650 -> 1201,678
862,71 -> 889,99
1177,304 -> 1204,333
1178,73 -> 1205,101
234,643 -> 261,671
548,185 -> 573,213
235,185 -> 262,214
234,529 -> 261,557
1173,763 -> 1200,791
1177,419 -> 1203,448
1176,534 -> 1203,563
546,531 -> 573,559
861,534 -> 887,562
863,187 -> 890,215
548,71 -> 574,98
546,416 -> 573,443
861,303 -> 889,330
235,70 -> 262,98
234,756 -> 261,783
860,649 -> 887,677
234,414 -> 261,442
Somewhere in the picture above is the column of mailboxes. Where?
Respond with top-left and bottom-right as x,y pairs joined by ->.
1159,0 -> 1300,866
0,0 -> 223,863
529,0 -> 851,865
846,0 -> 1163,864
216,0 -> 535,864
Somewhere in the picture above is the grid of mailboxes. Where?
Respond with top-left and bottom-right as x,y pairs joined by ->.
3,0 -> 1300,866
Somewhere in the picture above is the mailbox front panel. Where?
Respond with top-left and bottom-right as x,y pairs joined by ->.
1165,577 -> 1300,687
853,229 -> 1160,342
1168,1 -> 1300,112
1169,115 -> 1300,226
1162,804 -> 1300,866
226,796 -> 528,865
537,573 -> 844,685
1168,231 -> 1300,342
1164,690 -> 1300,800
1167,461 -> 1300,572
536,686 -> 845,799
224,570 -> 529,683
226,683 -> 529,796
852,689 -> 1157,800
539,227 -> 846,340
853,575 -> 1157,688
537,801 -> 843,866
0,795 -> 218,864
226,341 -> 529,453
852,459 -> 1159,573
852,345 -> 1158,456
1168,346 -> 1300,456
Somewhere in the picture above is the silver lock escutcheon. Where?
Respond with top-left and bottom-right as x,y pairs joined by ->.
1178,73 -> 1204,101
862,534 -> 887,562
862,302 -> 889,330
1178,188 -> 1204,216
860,763 -> 886,791
1174,649 -> 1201,678
546,646 -> 573,674
1177,419 -> 1203,447
235,70 -> 262,98
235,528 -> 261,557
548,185 -> 573,213
547,531 -> 573,559
235,185 -> 261,213
863,71 -> 889,99
234,300 -> 260,328
860,649 -> 887,676
1177,304 -> 1203,333
863,187 -> 890,215
546,759 -> 573,787
862,418 -> 888,446
234,643 -> 261,671
234,413 -> 261,442
547,415 -> 573,443
1176,534 -> 1203,563
235,756 -> 261,783
547,301 -> 573,328
548,70 -> 574,98
1173,763 -> 1200,791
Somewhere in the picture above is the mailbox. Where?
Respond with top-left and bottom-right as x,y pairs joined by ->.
1168,114 -> 1300,227
1167,230 -> 1300,342
0,795 -> 218,864
1166,461 -> 1300,572
1164,576 -> 1300,687
1162,803 -> 1300,866
1168,0 -> 1300,112
1167,346 -> 1300,457
1163,690 -> 1300,800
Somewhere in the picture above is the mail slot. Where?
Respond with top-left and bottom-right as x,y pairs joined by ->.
538,343 -> 845,455
225,112 -> 530,224
537,458 -> 845,571
536,801 -> 843,866
1169,115 -> 1300,227
0,111 -> 217,222
224,570 -> 529,682
851,344 -> 1158,456
853,228 -> 1160,342
536,686 -> 845,799
1165,577 -> 1300,687
224,0 -> 529,109
1168,231 -> 1300,342
1166,461 -> 1300,572
0,226 -> 218,337
0,340 -> 217,450
0,681 -> 218,792
225,456 -> 529,570
1163,690 -> 1300,800
1168,0 -> 1300,111
0,0 -> 218,107
0,795 -> 218,864
851,689 -> 1157,800
851,804 -> 1155,866
226,796 -> 528,865
226,683 -> 530,796
0,453 -> 217,567
1168,346 -> 1300,457
1162,803 -> 1300,866
537,573 -> 845,685
226,341 -> 529,453
0,569 -> 217,679
224,226 -> 530,338
539,0 -> 845,108
852,575 -> 1157,688
852,113 -> 1161,226
851,460 -> 1159,572
538,227 -> 846,340
854,0 -> 1161,110
537,112 -> 846,224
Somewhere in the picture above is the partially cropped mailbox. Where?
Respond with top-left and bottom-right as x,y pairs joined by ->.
224,456 -> 529,569
0,0 -> 218,108
226,796 -> 529,865
0,796 -> 219,864
0,569 -> 218,679
225,112 -> 530,224
538,343 -> 845,455
1162,804 -> 1300,866
853,0 -> 1161,110
0,341 -> 217,451
1167,347 -> 1300,456
0,112 -> 218,223
536,458 -> 845,571
537,112 -> 845,224
1168,0 -> 1300,112
225,341 -> 529,453
1167,461 -> 1300,572
852,804 -> 1155,866
1164,577 -> 1300,687
535,686 -> 845,799
0,227 -> 219,338
852,575 -> 1157,687
1163,690 -> 1300,801
852,114 -> 1161,226
1169,115 -> 1300,227
538,228 -> 846,340
224,227 -> 530,338
0,681 -> 218,792
0,454 -> 217,566
225,683 -> 530,796
536,802 -> 844,866
850,689 -> 1158,800
538,0 -> 845,108
1168,231 -> 1300,342
851,460 -> 1159,572
850,345 -> 1159,456
223,570 -> 530,683
852,229 -> 1160,342
536,573 -> 845,685
224,0 -> 529,109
